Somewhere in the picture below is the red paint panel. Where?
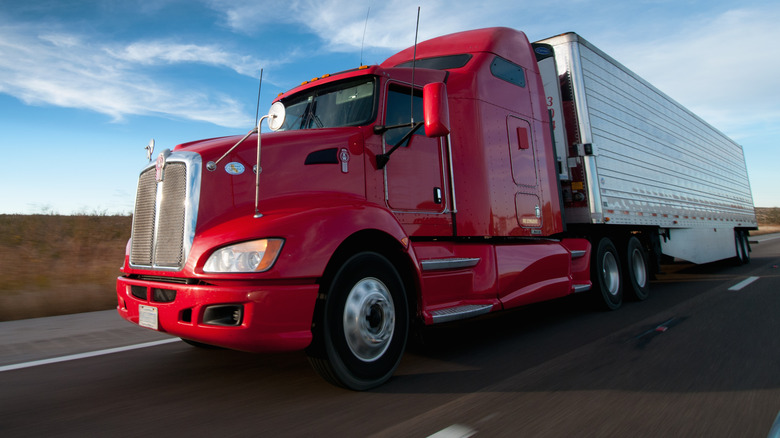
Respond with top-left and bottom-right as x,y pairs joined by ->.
413,241 -> 498,312
495,242 -> 572,308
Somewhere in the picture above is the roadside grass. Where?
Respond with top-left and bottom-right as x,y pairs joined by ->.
0,214 -> 131,321
1,208 -> 778,321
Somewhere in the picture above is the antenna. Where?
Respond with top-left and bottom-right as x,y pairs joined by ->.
410,6 -> 420,124
360,6 -> 370,66
255,68 -> 264,126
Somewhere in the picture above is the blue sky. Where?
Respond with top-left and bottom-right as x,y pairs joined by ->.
1,0 -> 778,214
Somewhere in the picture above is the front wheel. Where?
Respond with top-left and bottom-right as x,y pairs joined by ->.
307,252 -> 409,390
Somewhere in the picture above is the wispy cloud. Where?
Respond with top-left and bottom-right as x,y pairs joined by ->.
606,6 -> 780,137
0,22 -> 263,128
109,41 -> 264,77
207,0 -> 778,139
207,0 -> 511,51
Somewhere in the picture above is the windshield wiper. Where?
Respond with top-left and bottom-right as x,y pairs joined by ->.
306,100 -> 324,128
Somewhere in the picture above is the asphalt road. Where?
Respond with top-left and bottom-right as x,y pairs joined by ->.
1,234 -> 779,437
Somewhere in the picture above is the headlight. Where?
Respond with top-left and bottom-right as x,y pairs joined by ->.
203,239 -> 284,273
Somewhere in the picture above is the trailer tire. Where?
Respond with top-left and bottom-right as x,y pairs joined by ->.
307,252 -> 408,390
592,237 -> 623,310
624,236 -> 650,301
734,230 -> 750,265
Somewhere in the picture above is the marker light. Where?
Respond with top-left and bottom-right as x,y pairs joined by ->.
203,239 -> 284,273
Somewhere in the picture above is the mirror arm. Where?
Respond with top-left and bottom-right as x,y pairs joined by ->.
373,122 -> 414,135
376,121 -> 424,169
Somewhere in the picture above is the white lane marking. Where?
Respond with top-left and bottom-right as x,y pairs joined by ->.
755,234 -> 780,242
0,338 -> 180,373
768,410 -> 780,438
728,276 -> 760,291
427,424 -> 477,438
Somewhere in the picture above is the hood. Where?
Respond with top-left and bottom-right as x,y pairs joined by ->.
176,127 -> 369,232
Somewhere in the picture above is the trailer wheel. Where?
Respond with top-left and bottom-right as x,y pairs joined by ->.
624,236 -> 650,301
307,252 -> 408,390
591,237 -> 623,310
734,230 -> 750,265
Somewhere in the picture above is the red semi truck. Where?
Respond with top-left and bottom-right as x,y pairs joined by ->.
117,27 -> 757,389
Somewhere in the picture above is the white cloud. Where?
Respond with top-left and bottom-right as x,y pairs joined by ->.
207,0 -> 514,51
605,6 -> 780,136
0,23 -> 259,128
109,41 -> 265,77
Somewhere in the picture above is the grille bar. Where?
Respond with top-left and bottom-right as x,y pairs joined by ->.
130,169 -> 157,266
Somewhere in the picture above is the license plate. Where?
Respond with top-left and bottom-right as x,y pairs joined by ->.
139,305 -> 159,330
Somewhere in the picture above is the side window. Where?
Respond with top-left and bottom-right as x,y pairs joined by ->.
491,56 -> 526,88
385,84 -> 424,147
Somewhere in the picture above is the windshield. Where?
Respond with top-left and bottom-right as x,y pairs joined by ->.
278,77 -> 377,131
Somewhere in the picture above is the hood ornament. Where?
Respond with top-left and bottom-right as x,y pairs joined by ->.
145,139 -> 155,162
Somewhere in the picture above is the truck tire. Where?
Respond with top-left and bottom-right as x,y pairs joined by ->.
624,236 -> 650,301
591,237 -> 623,310
307,252 -> 408,390
734,230 -> 750,265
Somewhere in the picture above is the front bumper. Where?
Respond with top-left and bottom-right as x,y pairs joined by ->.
116,276 -> 318,352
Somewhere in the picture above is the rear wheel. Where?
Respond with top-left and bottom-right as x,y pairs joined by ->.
734,230 -> 750,265
307,252 -> 408,390
624,236 -> 650,301
591,237 -> 623,310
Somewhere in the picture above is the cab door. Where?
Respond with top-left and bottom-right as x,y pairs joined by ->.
382,83 -> 452,236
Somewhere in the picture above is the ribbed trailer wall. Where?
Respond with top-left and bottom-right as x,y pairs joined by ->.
537,33 -> 756,234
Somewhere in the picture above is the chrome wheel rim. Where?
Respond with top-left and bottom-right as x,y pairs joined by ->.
630,248 -> 647,288
602,251 -> 620,296
343,277 -> 395,362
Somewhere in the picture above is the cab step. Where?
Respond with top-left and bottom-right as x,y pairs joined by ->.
430,304 -> 493,323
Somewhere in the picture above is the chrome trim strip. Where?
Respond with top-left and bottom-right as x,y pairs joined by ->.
420,257 -> 480,272
431,304 -> 493,324
573,284 -> 591,293
571,250 -> 587,259
445,133 -> 457,214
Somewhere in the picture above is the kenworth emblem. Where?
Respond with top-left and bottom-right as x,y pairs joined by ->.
155,149 -> 171,182
339,148 -> 350,173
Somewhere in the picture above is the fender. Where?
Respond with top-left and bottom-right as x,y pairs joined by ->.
186,194 -> 413,282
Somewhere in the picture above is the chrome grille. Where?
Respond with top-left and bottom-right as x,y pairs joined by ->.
154,163 -> 187,267
130,154 -> 199,271
130,169 -> 158,266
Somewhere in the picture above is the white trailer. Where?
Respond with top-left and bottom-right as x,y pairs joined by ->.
536,32 -> 756,265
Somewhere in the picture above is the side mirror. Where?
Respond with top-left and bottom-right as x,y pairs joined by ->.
266,101 -> 286,131
423,82 -> 450,137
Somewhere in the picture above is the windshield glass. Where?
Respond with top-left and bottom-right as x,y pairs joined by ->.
278,77 -> 377,131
